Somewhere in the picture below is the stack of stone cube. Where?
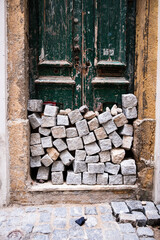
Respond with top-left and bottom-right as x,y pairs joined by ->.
28,94 -> 137,185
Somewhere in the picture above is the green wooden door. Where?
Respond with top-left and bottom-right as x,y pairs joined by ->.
29,0 -> 135,110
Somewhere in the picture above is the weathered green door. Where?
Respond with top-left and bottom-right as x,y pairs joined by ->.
29,0 -> 135,110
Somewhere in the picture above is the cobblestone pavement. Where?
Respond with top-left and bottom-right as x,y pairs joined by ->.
0,201 -> 160,240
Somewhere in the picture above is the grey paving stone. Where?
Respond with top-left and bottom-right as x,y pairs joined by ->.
143,201 -> 157,212
79,104 -> 89,113
52,229 -> 69,240
101,213 -> 115,222
30,156 -> 42,168
97,173 -> 108,185
111,202 -> 129,217
22,212 -> 37,225
104,229 -> 123,240
41,136 -> 53,148
69,226 -> 85,238
122,94 -> 137,108
109,174 -> 123,185
25,207 -> 37,212
83,132 -> 96,145
46,147 -> 60,161
118,213 -> 136,226
88,163 -> 104,174
102,119 -> 117,134
76,119 -> 89,137
66,127 -> 78,138
123,233 -> 139,240
123,175 -> 137,185
75,150 -> 86,161
137,227 -> 154,237
98,111 -> 112,124
41,116 -> 56,128
39,127 -> 51,137
33,224 -> 52,234
105,162 -> 120,175
68,109 -> 83,124
22,223 -> 34,234
145,210 -> 160,226
132,211 -> 147,226
139,238 -> 155,240
57,115 -> 69,126
54,207 -> 67,218
44,105 -> 59,117
125,200 -> 144,213
30,133 -> 41,145
51,172 -> 63,185
67,137 -> 83,151
39,212 -> 52,223
121,159 -> 136,175
27,99 -> 43,112
123,106 -> 137,119
85,206 -> 97,215
119,124 -> 133,136
73,161 -> 87,173
86,155 -> 99,163
99,204 -> 112,214
86,229 -> 103,240
99,151 -> 110,162
30,144 -> 45,157
51,161 -> 65,172
118,223 -> 135,233
98,139 -> 112,151
53,138 -> 67,152
60,150 -> 74,166
83,172 -> 96,185
85,216 -> 98,227
53,218 -> 66,228
66,171 -> 81,185
70,207 -> 83,217
109,131 -> 123,148
36,166 -> 50,181
28,113 -> 42,129
85,142 -> 101,155
33,235 -> 49,240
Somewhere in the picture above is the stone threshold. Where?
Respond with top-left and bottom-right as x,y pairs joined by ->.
28,182 -> 138,192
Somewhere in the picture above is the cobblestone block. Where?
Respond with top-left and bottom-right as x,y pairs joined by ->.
53,218 -> 66,228
51,172 -> 63,185
66,127 -> 78,138
98,111 -> 112,124
119,213 -> 136,226
76,119 -> 89,137
105,162 -> 120,175
66,171 -> 81,185
30,133 -> 41,145
51,161 -> 65,172
44,105 -> 59,117
94,127 -> 107,140
103,119 -> 118,134
30,156 -> 42,168
123,107 -> 137,119
113,113 -> 128,127
99,204 -> 112,214
60,150 -> 74,166
145,210 -> 160,226
75,150 -> 86,161
30,144 -> 45,156
111,148 -> 125,164
121,159 -> 136,175
85,216 -> 98,227
122,136 -> 133,150
68,109 -> 83,124
84,110 -> 96,120
41,116 -> 56,128
51,126 -> 66,138
85,206 -> 97,215
66,137 -> 83,151
36,166 -> 50,180
52,230 -> 69,240
111,202 -> 129,217
27,99 -> 43,112
125,200 -> 144,213
99,139 -> 112,151
137,227 -> 154,238
79,105 -> 89,113
54,207 -> 67,217
122,94 -> 137,108
86,155 -> 99,163
85,142 -> 100,155
97,173 -> 108,184
99,151 -> 110,162
73,161 -> 87,173
109,131 -> 123,148
57,115 -> 69,126
119,124 -> 133,136
143,201 -> 158,212
83,172 -> 96,184
123,233 -> 139,240
39,127 -> 51,136
41,154 -> 53,167
53,139 -> 67,152
88,117 -> 99,131
33,224 -> 52,234
88,163 -> 104,174
124,175 -> 136,185
41,136 -> 53,148
86,229 -> 103,240
119,223 -> 135,233
70,207 -> 83,217
83,132 -> 96,144
69,226 -> 85,238
59,108 -> 71,115
132,211 -> 147,227
46,147 -> 59,160
109,174 -> 123,185
28,113 -> 42,129
104,229 -> 123,240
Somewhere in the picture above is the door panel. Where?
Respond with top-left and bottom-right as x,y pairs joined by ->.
29,0 -> 135,110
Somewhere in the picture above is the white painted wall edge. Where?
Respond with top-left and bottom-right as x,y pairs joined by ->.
0,0 -> 9,206
154,0 -> 160,204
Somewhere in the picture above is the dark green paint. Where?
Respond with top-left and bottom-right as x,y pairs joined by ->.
29,0 -> 136,110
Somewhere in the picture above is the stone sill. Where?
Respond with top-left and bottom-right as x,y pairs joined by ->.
28,182 -> 138,192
